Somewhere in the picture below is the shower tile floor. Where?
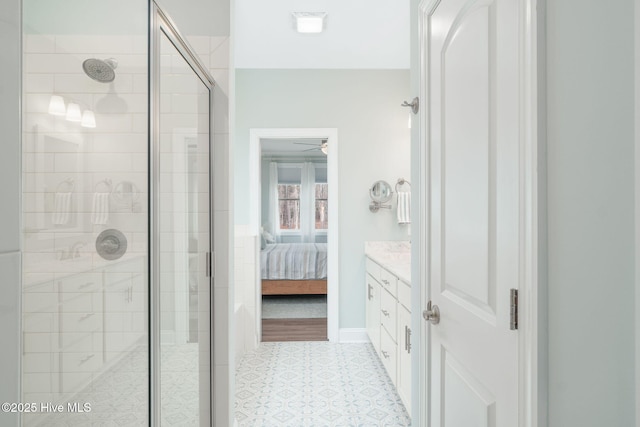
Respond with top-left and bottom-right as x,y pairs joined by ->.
235,342 -> 411,426
24,343 -> 202,427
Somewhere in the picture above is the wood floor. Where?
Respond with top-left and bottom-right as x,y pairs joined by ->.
262,318 -> 328,342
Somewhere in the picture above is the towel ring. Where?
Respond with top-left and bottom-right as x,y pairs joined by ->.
395,178 -> 411,193
94,178 -> 113,193
55,178 -> 75,193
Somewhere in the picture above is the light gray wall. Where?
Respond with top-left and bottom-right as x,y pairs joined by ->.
0,0 -> 21,425
546,0 -> 635,425
235,69 -> 411,329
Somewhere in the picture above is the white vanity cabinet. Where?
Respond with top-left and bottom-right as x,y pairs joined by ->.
396,280 -> 412,414
365,269 -> 381,355
103,256 -> 146,362
22,255 -> 146,407
365,256 -> 411,412
58,272 -> 103,394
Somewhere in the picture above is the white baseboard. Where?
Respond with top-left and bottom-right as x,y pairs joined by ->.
339,328 -> 370,343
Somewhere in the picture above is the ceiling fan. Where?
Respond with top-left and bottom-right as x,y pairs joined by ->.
293,139 -> 328,155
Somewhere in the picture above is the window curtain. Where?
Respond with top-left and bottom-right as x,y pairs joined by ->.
268,162 -> 281,242
300,162 -> 316,243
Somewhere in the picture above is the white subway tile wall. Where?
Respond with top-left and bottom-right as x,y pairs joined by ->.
234,225 -> 258,364
21,32 -> 230,425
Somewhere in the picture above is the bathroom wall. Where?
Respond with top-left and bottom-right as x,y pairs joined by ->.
235,69 -> 411,331
0,0 -> 21,425
545,0 -> 636,425
234,225 -> 258,362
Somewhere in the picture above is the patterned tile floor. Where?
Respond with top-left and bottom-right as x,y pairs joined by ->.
235,342 -> 411,427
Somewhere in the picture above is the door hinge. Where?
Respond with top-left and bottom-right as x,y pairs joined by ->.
510,289 -> 518,330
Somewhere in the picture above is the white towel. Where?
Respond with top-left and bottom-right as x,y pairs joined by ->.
397,191 -> 411,224
91,192 -> 110,225
52,192 -> 72,225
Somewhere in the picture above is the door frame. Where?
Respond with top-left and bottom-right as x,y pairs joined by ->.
249,128 -> 340,342
414,0 -> 540,425
150,3 -> 217,426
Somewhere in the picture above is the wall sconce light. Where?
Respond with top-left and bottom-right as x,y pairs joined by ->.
292,12 -> 327,33
81,110 -> 96,128
65,103 -> 82,122
48,95 -> 66,116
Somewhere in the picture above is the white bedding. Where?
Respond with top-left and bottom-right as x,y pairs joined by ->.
261,243 -> 328,280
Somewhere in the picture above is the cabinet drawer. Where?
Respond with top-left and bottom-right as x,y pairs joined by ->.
380,287 -> 397,342
398,280 -> 411,311
60,311 -> 101,333
366,258 -> 382,282
57,273 -> 100,293
380,327 -> 397,385
60,292 -> 102,313
379,268 -> 397,296
60,330 -> 101,353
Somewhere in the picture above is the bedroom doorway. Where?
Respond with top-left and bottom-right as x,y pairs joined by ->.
260,138 -> 329,341
249,128 -> 340,343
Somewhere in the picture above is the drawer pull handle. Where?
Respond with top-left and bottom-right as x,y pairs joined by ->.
79,354 -> 94,364
381,350 -> 390,359
79,313 -> 95,321
382,279 -> 389,285
79,282 -> 94,289
368,284 -> 373,300
405,325 -> 412,353
382,310 -> 390,317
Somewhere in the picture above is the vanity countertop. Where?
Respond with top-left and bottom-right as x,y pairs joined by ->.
364,241 -> 411,284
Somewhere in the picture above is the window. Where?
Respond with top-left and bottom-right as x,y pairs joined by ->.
277,183 -> 328,231
275,163 -> 328,233
315,183 -> 328,230
278,184 -> 300,230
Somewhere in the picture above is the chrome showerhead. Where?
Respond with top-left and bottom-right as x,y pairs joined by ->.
82,58 -> 118,83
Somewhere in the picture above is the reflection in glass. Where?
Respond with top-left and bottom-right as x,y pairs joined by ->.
158,30 -> 211,426
21,0 -> 149,425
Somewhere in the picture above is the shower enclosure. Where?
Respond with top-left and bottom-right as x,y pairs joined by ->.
21,1 -> 214,425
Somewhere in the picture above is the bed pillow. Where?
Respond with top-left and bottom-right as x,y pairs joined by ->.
260,233 -> 267,250
263,230 -> 276,243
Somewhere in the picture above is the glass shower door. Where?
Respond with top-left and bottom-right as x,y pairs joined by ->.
21,0 -> 149,425
154,11 -> 212,426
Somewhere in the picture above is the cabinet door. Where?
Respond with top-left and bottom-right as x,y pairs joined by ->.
397,305 -> 412,414
365,274 -> 381,355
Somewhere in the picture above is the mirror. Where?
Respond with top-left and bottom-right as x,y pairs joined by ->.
369,180 -> 393,203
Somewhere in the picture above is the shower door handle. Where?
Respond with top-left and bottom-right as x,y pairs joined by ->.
206,252 -> 212,278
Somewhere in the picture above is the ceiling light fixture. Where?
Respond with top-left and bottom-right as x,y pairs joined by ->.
320,141 -> 328,155
293,12 -> 327,34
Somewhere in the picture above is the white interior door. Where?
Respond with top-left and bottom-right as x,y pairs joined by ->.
423,0 -> 521,425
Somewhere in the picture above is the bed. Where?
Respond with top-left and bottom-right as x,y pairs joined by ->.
261,243 -> 328,295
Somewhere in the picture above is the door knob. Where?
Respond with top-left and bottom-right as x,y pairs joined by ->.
422,300 -> 440,325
